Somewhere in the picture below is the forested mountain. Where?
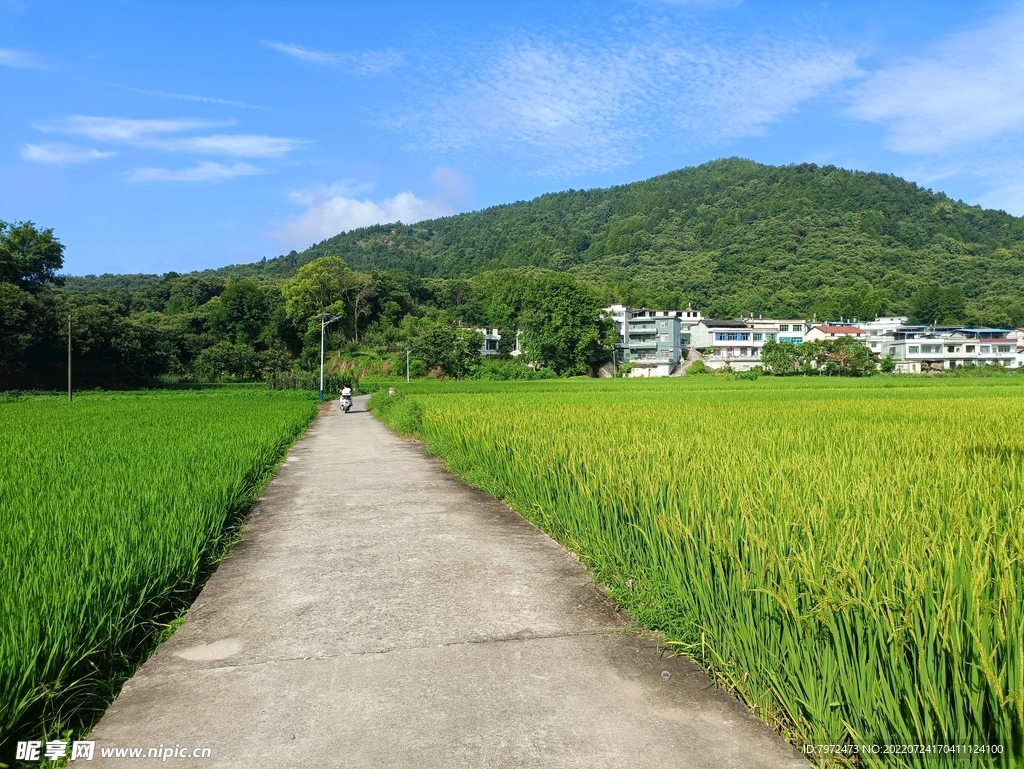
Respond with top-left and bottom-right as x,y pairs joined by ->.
206,157 -> 1024,325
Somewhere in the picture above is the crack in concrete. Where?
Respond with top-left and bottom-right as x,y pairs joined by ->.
169,627 -> 624,675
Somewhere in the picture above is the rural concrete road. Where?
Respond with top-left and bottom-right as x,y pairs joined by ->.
88,395 -> 808,768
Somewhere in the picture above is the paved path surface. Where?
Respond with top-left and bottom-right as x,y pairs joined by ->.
90,396 -> 807,768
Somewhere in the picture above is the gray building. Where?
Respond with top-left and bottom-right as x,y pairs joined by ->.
617,314 -> 683,376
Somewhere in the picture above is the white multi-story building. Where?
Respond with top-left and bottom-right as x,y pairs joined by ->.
609,307 -> 1024,375
478,327 -> 501,356
690,317 -> 813,371
883,329 -> 1021,371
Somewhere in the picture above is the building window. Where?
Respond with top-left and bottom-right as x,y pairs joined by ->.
485,339 -> 498,351
998,345 -> 1012,353
753,333 -> 762,341
660,350 -> 670,358
981,345 -> 990,353
909,346 -> 919,353
966,345 -> 975,353
660,334 -> 669,342
779,324 -> 789,332
870,342 -> 878,348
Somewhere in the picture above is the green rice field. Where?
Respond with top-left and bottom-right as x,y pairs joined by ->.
371,377 -> 1024,767
0,390 -> 317,752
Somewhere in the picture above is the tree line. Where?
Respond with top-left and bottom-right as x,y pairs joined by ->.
0,221 -> 615,389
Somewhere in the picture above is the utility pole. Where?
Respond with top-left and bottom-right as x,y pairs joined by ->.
67,312 -> 72,403
405,347 -> 414,384
318,313 -> 343,401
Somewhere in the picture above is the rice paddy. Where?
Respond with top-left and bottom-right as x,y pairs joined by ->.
0,390 -> 317,752
371,376 -> 1024,767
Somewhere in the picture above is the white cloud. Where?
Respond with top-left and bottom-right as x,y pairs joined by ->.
407,41 -> 650,174
46,116 -> 231,143
155,134 -> 302,157
125,161 -> 263,183
268,191 -> 451,248
39,116 -> 301,158
672,41 -> 861,139
399,32 -> 859,175
0,48 -> 44,68
21,143 -> 117,165
850,5 -> 1024,154
262,40 -> 404,74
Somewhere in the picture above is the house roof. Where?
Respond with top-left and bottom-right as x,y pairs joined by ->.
701,319 -> 748,328
813,325 -> 864,334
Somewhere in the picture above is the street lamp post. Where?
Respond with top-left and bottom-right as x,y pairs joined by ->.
406,347 -> 416,384
318,313 -> 343,401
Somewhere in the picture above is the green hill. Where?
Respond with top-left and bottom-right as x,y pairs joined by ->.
202,157 -> 1022,324
64,157 -> 1024,324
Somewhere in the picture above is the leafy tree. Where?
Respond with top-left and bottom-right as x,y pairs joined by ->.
209,280 -> 269,345
192,341 -> 260,381
414,320 -> 483,378
282,257 -> 348,325
818,336 -> 877,376
0,221 -> 65,291
339,271 -> 376,343
759,339 -> 797,375
519,273 -> 616,375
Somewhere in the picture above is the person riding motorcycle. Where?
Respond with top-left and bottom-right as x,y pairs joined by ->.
340,383 -> 353,413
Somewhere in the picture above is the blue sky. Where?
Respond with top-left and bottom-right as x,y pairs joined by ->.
2,0 -> 1024,276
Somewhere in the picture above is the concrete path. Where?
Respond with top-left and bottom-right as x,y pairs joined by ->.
89,396 -> 807,768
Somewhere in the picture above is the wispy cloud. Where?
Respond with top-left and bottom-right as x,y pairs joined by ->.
45,116 -> 231,143
154,134 -> 303,157
21,143 -> 117,165
268,190 -> 450,248
125,161 -> 263,183
850,4 -> 1024,154
262,40 -> 404,75
400,41 -> 653,174
669,40 -> 861,138
39,116 -> 301,157
398,32 -> 859,175
0,48 -> 45,69
110,83 -> 266,110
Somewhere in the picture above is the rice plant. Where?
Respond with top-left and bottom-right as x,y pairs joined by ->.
0,390 -> 316,754
372,377 -> 1024,767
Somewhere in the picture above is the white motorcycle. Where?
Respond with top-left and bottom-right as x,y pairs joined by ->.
340,388 -> 353,413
